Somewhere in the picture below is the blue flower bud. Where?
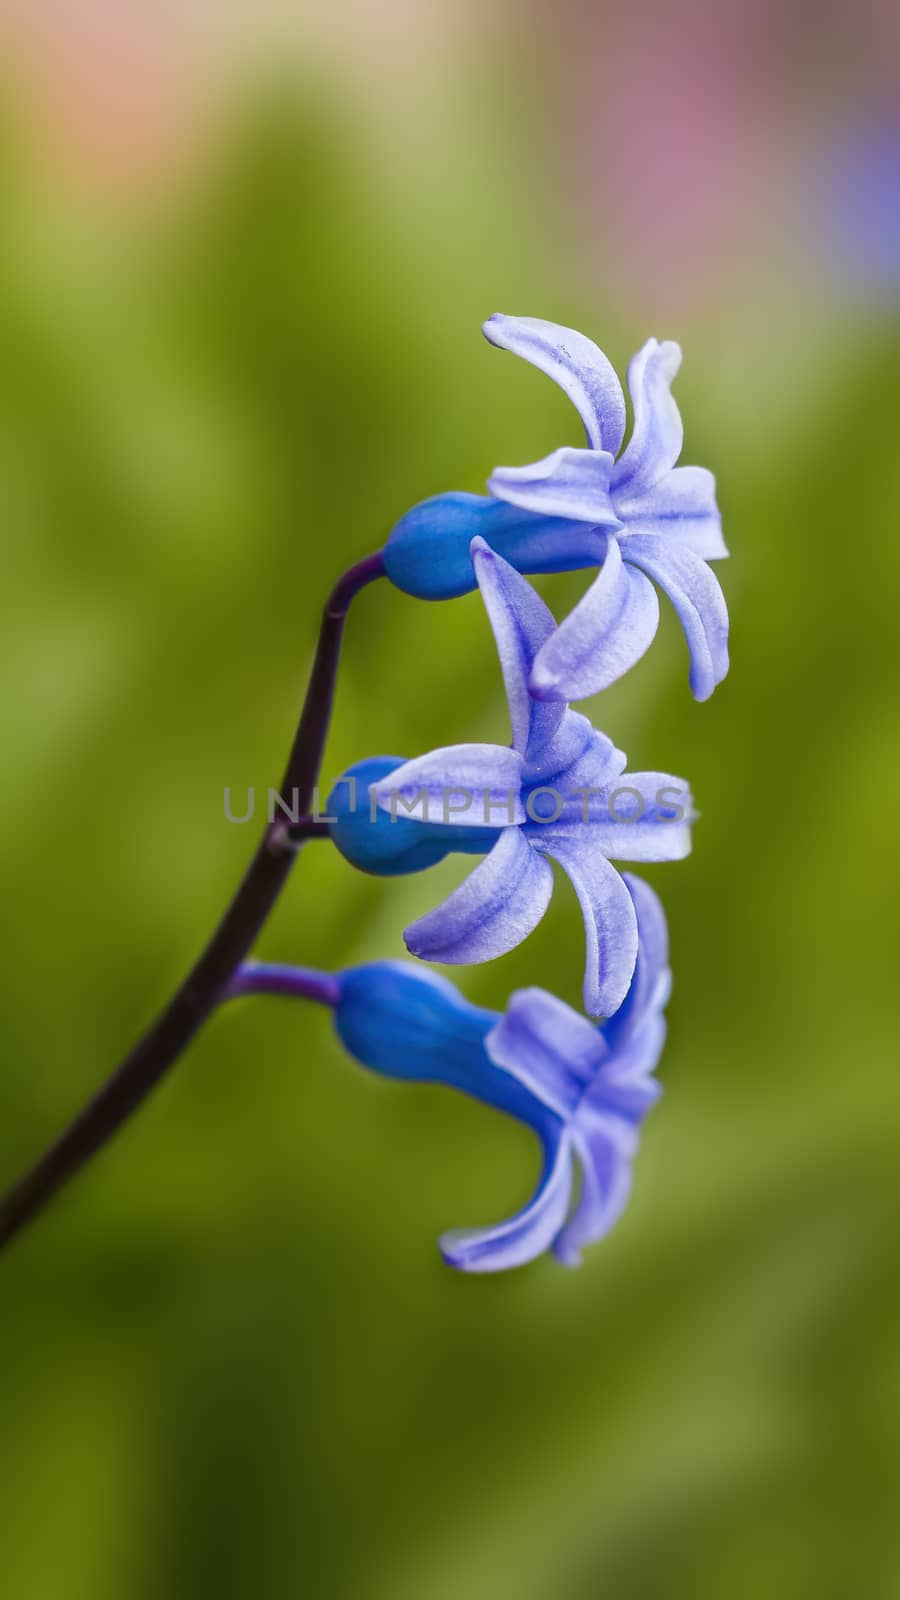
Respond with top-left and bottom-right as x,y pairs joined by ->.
335,961 -> 489,1080
334,962 -> 546,1131
327,756 -> 494,877
383,491 -> 602,601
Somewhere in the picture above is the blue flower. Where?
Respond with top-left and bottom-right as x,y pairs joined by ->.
329,537 -> 692,1018
384,314 -> 729,701
334,873 -> 670,1272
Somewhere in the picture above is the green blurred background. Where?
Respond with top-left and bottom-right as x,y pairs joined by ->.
2,7 -> 899,1596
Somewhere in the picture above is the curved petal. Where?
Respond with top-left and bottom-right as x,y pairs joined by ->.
489,446 -> 620,526
617,465 -> 727,559
589,1015 -> 667,1118
373,744 -> 525,829
543,771 -> 693,860
624,872 -> 669,978
535,839 -> 639,1018
441,1128 -> 574,1273
612,339 -> 683,501
552,1123 -> 635,1267
622,535 -> 730,702
602,873 -> 671,1047
549,713 -> 628,791
483,314 -> 627,455
404,827 -> 554,965
471,537 -> 566,758
528,535 -> 660,702
485,987 -> 609,1119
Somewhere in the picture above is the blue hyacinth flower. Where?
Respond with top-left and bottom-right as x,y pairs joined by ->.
232,875 -> 670,1273
329,537 -> 692,1018
439,873 -> 671,1272
384,314 -> 729,701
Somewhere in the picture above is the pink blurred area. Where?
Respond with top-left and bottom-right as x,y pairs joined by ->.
550,0 -> 900,311
0,0 -> 897,310
0,0 -> 489,197
0,1 -> 217,193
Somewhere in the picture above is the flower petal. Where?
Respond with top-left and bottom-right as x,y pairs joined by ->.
373,745 -> 525,829
470,537 -> 566,758
602,873 -> 671,1048
535,840 -> 639,1018
552,1123 -> 635,1267
622,535 -> 730,701
518,707 -> 624,793
528,534 -> 660,702
489,446 -> 621,526
441,1127 -> 574,1273
612,339 -> 683,500
404,827 -> 554,965
542,771 -> 693,860
588,1015 -> 666,1120
549,713 -> 628,791
485,987 -> 609,1118
483,314 -> 627,455
617,465 -> 727,559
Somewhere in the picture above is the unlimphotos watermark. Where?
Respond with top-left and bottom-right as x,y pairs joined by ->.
223,780 -> 689,827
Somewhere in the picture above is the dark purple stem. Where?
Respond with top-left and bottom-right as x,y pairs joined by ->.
281,816 -> 332,844
226,962 -> 341,1008
0,550 -> 385,1253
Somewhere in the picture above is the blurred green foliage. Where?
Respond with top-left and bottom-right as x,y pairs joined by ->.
1,91 -> 900,1600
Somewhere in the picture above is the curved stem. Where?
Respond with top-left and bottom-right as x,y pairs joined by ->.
0,550 -> 385,1253
226,962 -> 341,1007
270,814 -> 332,852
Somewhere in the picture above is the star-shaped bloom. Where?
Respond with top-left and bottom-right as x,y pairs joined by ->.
383,314 -> 729,701
441,873 -> 670,1271
328,872 -> 670,1272
338,536 -> 692,1018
